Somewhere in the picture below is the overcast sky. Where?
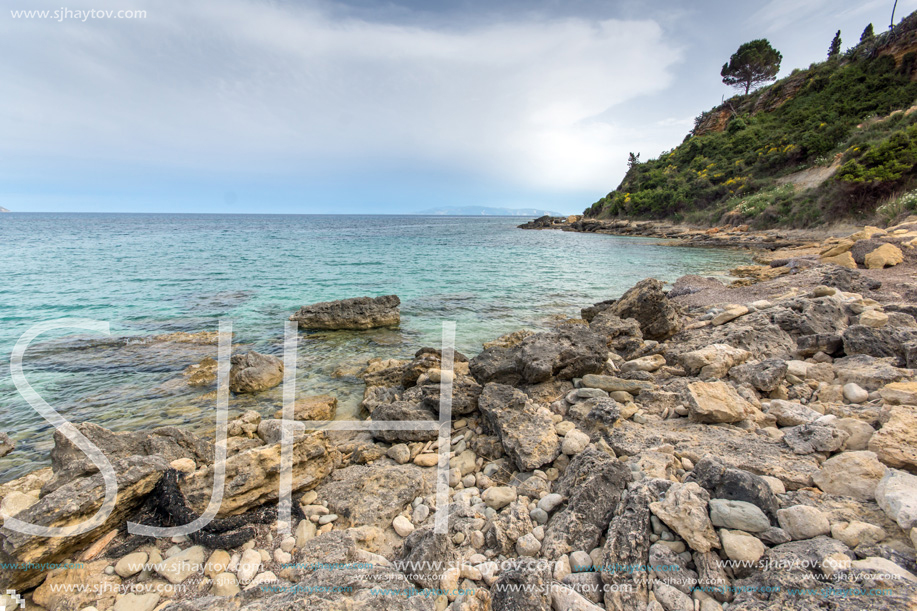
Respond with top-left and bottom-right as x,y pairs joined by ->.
1,0 -> 913,214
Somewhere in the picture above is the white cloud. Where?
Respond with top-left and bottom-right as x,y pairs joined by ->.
0,0 -> 682,192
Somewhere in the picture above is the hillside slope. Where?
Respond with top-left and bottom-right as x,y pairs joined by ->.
586,11 -> 917,228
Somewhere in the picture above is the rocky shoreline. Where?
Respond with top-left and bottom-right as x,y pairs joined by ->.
2,222 -> 917,611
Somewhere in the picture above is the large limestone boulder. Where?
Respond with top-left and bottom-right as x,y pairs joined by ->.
812,451 -> 887,501
290,295 -> 401,330
46,422 -> 212,492
273,395 -> 337,421
0,455 -> 169,591
228,351 -> 284,394
875,469 -> 917,530
868,406 -> 917,470
821,251 -> 857,269
477,383 -> 560,471
864,243 -> 904,269
470,325 -> 606,386
685,381 -> 755,424
649,482 -> 720,553
607,278 -> 682,340
181,432 -> 338,516
880,381 -> 917,405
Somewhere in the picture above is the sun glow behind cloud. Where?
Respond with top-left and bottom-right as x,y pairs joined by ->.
0,0 -> 682,206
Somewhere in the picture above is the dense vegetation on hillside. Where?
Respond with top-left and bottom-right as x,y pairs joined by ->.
586,13 -> 917,227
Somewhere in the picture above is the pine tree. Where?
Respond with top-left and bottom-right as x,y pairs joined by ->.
828,30 -> 842,59
721,39 -> 783,95
860,23 -> 875,44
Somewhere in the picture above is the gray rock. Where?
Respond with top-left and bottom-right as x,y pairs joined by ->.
601,480 -> 671,610
728,358 -> 788,392
0,433 -> 13,458
290,295 -> 401,330
687,455 -> 779,519
588,311 -> 645,358
541,448 -> 632,559
164,566 -> 430,611
842,324 -> 917,367
471,325 -> 607,386
315,463 -> 433,529
399,528 -> 455,590
649,543 -> 697,595
370,401 -> 438,443
708,499 -> 771,533
46,422 -> 212,493
783,424 -> 849,455
229,351 -> 284,394
765,400 -> 821,427
420,377 -> 483,416
607,278 -> 682,341
492,560 -> 552,611
478,383 -> 560,471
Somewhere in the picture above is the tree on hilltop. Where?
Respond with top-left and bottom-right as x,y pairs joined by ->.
860,23 -> 875,44
828,30 -> 842,59
721,39 -> 782,95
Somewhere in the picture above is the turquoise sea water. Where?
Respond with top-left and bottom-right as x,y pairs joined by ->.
0,214 -> 749,481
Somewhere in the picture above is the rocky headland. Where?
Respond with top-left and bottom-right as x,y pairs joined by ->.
2,225 -> 917,611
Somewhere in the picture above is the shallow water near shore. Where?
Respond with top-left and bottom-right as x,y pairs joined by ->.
0,213 -> 750,481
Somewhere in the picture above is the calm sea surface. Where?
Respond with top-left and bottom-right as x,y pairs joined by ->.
0,214 -> 749,481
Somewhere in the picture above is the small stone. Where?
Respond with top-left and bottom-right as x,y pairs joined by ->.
113,593 -> 159,611
387,444 -> 411,465
859,310 -> 889,328
708,499 -> 770,533
515,533 -> 541,557
530,508 -> 549,524
555,421 -> 575,436
452,532 -> 465,545
830,520 -> 886,548
482,486 -> 517,510
776,505 -> 830,540
236,548 -> 262,584
760,476 -> 786,495
318,513 -> 338,525
414,453 -> 439,467
843,383 -> 869,404
562,430 -> 591,455
280,537 -> 296,553
204,550 -> 231,578
570,550 -> 593,572
211,572 -> 240,596
114,551 -> 148,578
155,545 -> 205,584
470,530 -> 485,548
393,515 -> 415,537
169,458 -> 196,473
719,529 -> 765,564
295,519 -> 316,547
273,549 -> 292,565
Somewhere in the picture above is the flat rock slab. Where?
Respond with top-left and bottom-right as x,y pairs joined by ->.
290,295 -> 401,330
607,419 -> 820,490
